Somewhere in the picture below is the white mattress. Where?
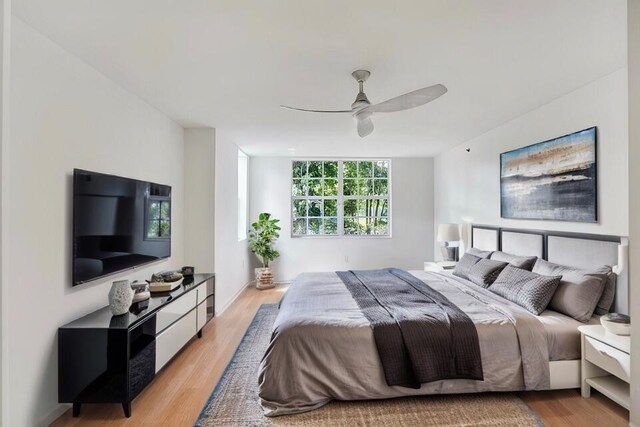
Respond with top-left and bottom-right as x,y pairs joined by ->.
538,309 -> 600,360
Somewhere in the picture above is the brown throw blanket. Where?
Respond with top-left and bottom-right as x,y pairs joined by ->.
336,268 -> 483,388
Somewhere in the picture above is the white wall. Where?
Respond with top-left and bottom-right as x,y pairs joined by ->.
214,130 -> 252,313
184,128 -> 215,273
628,1 -> 639,425
249,157 -> 434,282
0,1 -> 9,425
7,19 -> 185,426
434,69 -> 629,243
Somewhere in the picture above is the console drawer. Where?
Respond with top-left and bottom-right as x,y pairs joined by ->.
155,309 -> 196,373
156,291 -> 197,334
196,283 -> 207,305
584,336 -> 630,382
197,300 -> 207,331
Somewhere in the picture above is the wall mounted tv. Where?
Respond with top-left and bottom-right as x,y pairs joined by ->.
73,169 -> 171,285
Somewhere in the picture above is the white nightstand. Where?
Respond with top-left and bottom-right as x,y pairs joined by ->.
424,261 -> 457,272
578,325 -> 630,410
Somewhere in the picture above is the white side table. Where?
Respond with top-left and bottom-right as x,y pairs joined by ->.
578,325 -> 630,410
424,261 -> 457,272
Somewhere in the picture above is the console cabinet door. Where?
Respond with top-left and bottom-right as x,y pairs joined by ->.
155,310 -> 197,373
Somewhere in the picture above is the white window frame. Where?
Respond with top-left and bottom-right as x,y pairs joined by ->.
290,158 -> 392,239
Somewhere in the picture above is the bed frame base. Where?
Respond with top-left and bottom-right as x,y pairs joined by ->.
549,360 -> 581,389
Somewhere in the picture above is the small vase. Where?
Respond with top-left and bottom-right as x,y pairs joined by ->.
255,267 -> 275,290
108,279 -> 134,315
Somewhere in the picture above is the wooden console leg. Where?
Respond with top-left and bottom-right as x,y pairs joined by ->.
72,403 -> 81,417
122,402 -> 131,418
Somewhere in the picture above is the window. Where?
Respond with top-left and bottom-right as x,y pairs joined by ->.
146,198 -> 171,239
291,160 -> 390,236
238,150 -> 248,241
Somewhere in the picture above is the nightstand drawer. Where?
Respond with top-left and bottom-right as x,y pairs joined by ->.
584,336 -> 630,382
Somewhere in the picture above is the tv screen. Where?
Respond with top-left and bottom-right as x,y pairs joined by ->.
73,169 -> 171,285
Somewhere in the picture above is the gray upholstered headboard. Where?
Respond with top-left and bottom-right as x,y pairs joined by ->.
470,224 -> 629,314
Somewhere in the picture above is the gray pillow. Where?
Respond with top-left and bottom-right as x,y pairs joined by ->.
452,253 -> 481,281
594,269 -> 616,315
466,248 -> 493,259
532,259 -> 608,322
490,251 -> 537,271
489,265 -> 561,315
467,259 -> 508,288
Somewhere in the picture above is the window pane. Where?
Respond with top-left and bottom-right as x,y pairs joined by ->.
308,161 -> 323,178
343,178 -> 357,196
292,161 -> 307,178
343,218 -> 360,235
324,218 -> 338,235
344,200 -> 357,216
292,179 -> 307,196
308,179 -> 323,196
373,179 -> 388,196
160,201 -> 170,219
308,200 -> 322,217
344,161 -> 357,178
357,178 -> 373,196
323,178 -> 338,196
292,200 -> 307,217
357,200 -> 370,216
147,221 -> 159,238
324,199 -> 337,216
323,161 -> 338,177
358,161 -> 373,177
293,219 -> 307,235
308,218 -> 322,235
160,220 -> 171,237
149,202 -> 160,220
373,217 -> 389,235
374,160 -> 389,177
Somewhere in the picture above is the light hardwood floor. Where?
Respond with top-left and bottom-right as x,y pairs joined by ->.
52,284 -> 629,427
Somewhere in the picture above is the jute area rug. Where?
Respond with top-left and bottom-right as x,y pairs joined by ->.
196,304 -> 545,427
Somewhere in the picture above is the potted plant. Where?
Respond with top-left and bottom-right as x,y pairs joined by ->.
248,213 -> 281,290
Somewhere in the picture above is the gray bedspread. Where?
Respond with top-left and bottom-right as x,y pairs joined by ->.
337,268 -> 483,388
258,271 -> 550,416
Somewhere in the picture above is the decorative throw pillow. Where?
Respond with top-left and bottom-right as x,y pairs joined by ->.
532,259 -> 608,322
594,269 -> 616,315
466,248 -> 493,259
489,251 -> 537,271
467,259 -> 508,288
452,253 -> 481,281
488,265 -> 561,315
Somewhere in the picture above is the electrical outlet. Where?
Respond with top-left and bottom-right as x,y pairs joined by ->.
344,255 -> 349,263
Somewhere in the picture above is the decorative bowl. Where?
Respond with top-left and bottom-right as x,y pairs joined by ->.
600,313 -> 631,336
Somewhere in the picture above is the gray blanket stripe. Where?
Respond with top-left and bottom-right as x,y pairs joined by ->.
337,268 -> 484,388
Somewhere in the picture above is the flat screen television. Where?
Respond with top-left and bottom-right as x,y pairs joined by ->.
73,169 -> 171,285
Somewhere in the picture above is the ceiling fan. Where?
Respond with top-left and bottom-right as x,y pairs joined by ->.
281,70 -> 447,138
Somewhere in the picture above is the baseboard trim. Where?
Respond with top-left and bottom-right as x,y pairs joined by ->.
37,403 -> 71,427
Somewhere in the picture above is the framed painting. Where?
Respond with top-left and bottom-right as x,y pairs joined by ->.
500,127 -> 597,222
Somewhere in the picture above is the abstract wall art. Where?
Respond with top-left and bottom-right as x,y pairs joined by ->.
500,127 -> 597,222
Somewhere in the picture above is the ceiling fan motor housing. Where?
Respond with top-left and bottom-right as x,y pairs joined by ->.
351,91 -> 371,111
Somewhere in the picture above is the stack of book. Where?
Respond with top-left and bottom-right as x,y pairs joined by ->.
149,271 -> 184,293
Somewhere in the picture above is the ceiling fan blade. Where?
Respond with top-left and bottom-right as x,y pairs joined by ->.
280,105 -> 351,113
366,84 -> 447,113
357,116 -> 374,138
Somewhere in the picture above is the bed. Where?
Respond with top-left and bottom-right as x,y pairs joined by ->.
258,226 -> 628,416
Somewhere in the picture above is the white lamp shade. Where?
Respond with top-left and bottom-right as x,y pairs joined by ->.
437,223 -> 460,242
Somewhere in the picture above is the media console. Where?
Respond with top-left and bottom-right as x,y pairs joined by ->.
58,273 -> 215,418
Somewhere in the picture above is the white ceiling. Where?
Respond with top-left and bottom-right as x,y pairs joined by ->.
14,0 -> 626,157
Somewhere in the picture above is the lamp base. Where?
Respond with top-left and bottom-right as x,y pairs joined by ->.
440,243 -> 459,262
